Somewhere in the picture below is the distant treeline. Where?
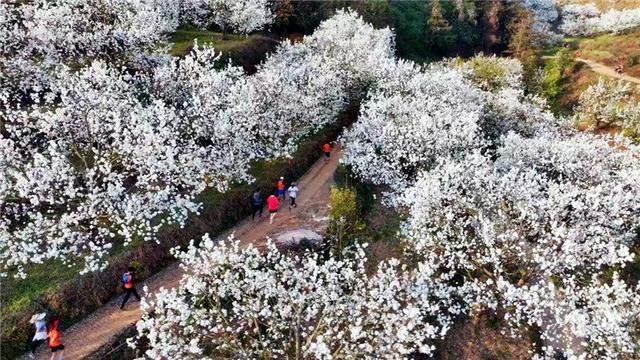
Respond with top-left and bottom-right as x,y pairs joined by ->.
271,0 -> 534,62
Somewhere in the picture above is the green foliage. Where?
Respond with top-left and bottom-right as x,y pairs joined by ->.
465,56 -> 510,92
327,186 -> 365,255
169,29 -> 256,57
539,49 -> 576,111
389,1 -> 429,62
333,165 -> 374,214
391,0 -> 480,61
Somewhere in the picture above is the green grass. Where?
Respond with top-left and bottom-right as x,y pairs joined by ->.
574,27 -> 640,77
169,29 -> 261,57
1,261 -> 81,315
540,45 -> 563,58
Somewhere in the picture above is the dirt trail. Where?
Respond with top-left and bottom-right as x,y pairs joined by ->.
25,146 -> 341,360
576,57 -> 640,84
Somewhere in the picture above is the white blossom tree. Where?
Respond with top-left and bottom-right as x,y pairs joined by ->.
133,235 -> 461,359
341,62 -> 486,192
0,0 -> 179,101
183,0 -> 274,38
399,131 -> 640,358
559,4 -> 640,36
573,78 -> 637,130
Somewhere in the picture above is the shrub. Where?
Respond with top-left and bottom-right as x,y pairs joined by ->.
540,48 -> 575,110
327,186 -> 365,254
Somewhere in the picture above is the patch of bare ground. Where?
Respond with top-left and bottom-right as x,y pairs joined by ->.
359,189 -> 405,272
436,312 -> 537,360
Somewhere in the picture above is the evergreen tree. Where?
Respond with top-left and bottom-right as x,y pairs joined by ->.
427,0 -> 451,33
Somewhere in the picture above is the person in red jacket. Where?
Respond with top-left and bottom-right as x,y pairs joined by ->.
267,193 -> 279,224
120,266 -> 141,310
322,143 -> 331,164
48,319 -> 64,360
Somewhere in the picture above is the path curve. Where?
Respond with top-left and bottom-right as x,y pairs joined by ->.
25,146 -> 342,360
576,57 -> 640,84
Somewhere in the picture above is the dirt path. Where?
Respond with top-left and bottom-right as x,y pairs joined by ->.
25,146 -> 342,360
576,57 -> 640,84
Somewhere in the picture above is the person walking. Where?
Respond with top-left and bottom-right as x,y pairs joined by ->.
251,187 -> 263,221
28,312 -> 48,358
322,142 -> 331,164
267,193 -> 279,224
276,177 -> 286,200
120,266 -> 142,310
47,319 -> 64,360
288,182 -> 299,210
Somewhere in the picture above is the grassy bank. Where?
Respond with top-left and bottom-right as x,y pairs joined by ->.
537,27 -> 640,120
169,28 -> 281,73
573,27 -> 640,77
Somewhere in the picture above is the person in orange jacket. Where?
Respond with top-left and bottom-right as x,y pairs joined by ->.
276,177 -> 285,200
267,193 -> 279,224
47,319 -> 64,360
120,266 -> 142,310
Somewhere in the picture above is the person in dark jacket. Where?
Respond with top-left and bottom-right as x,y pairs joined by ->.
252,188 -> 263,221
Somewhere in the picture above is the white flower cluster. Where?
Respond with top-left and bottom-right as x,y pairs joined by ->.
342,54 -> 640,357
519,0 -> 562,43
0,10 -> 394,276
0,0 -> 180,97
559,4 -> 640,36
573,78 -> 640,136
1,0 -> 277,102
183,0 -> 273,35
342,55 -> 559,194
134,235 -> 462,359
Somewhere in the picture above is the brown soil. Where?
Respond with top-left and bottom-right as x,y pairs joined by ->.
576,57 -> 640,85
437,312 -> 536,360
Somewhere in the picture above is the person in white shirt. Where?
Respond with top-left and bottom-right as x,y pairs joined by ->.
287,182 -> 299,210
29,312 -> 48,358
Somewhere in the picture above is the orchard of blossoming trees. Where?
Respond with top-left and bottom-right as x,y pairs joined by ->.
2,1 -> 640,359
519,0 -> 640,39
559,4 -> 640,36
129,12 -> 640,360
0,4 -> 394,277
0,0 -> 272,101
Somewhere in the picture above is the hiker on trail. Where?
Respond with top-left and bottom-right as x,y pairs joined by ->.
277,177 -> 286,200
322,142 -> 331,163
267,193 -> 279,224
120,266 -> 141,310
288,182 -> 299,210
28,312 -> 47,358
47,319 -> 64,360
251,187 -> 263,221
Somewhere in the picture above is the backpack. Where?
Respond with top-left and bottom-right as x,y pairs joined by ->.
121,273 -> 129,285
252,192 -> 261,205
